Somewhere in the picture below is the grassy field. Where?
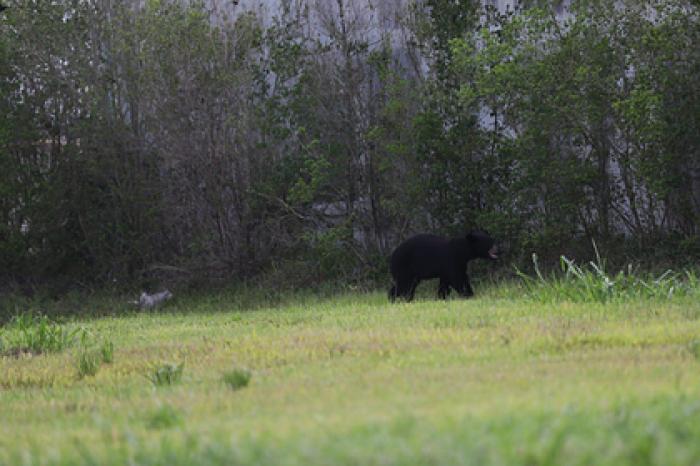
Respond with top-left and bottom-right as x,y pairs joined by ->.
1,281 -> 700,465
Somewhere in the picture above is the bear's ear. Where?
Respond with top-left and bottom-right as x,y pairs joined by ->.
466,231 -> 476,243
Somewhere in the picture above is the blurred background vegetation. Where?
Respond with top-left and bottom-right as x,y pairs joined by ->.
0,0 -> 698,294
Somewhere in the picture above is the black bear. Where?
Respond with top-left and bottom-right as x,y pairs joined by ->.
388,231 -> 499,302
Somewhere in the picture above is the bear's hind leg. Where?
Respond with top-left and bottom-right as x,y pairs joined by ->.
447,269 -> 473,298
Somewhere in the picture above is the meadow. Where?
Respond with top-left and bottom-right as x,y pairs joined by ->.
1,273 -> 700,465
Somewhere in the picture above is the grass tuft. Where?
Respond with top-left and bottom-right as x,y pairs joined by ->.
222,368 -> 252,391
516,243 -> 698,304
687,340 -> 700,361
1,312 -> 85,356
147,362 -> 184,386
100,340 -> 114,364
75,349 -> 102,378
74,340 -> 115,379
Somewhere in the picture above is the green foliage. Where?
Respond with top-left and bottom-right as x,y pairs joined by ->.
75,348 -> 102,378
222,368 -> 252,391
1,0 -> 699,287
1,313 -> 84,355
517,246 -> 699,304
305,223 -> 357,279
146,404 -> 183,429
287,151 -> 331,206
74,339 -> 114,378
100,340 -> 114,364
147,362 -> 184,386
446,0 -> 700,252
687,340 -> 700,361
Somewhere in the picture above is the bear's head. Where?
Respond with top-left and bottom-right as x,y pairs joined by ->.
466,230 -> 499,260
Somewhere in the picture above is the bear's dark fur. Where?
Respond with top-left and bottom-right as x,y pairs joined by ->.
388,231 -> 499,302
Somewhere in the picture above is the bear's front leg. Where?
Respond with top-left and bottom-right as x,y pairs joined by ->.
447,269 -> 473,298
406,278 -> 419,302
462,274 -> 474,298
437,278 -> 451,299
452,282 -> 473,298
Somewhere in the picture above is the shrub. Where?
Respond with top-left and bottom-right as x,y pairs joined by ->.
222,368 -> 252,391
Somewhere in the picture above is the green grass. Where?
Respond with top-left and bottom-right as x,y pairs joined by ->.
74,348 -> 102,378
516,247 -> 700,304
75,340 -> 114,379
100,339 -> 115,364
147,362 -> 185,386
0,312 -> 85,356
1,282 -> 700,465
